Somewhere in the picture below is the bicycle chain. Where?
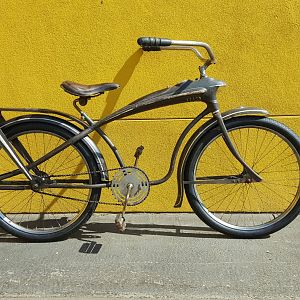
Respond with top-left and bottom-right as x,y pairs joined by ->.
45,167 -> 122,179
37,167 -> 126,206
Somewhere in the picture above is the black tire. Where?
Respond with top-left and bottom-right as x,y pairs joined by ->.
184,117 -> 300,238
0,121 -> 101,241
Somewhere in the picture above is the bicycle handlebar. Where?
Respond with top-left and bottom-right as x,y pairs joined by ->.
137,36 -> 216,64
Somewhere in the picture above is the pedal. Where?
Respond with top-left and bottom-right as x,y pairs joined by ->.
115,214 -> 126,232
134,145 -> 144,167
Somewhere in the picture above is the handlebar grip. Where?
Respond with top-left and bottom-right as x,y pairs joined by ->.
137,37 -> 172,49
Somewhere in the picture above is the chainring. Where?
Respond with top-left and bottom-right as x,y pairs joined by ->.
111,167 -> 150,206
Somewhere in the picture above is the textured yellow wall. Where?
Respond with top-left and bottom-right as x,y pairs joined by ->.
0,0 -> 299,212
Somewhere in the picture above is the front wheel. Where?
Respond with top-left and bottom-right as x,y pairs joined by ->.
184,117 -> 300,238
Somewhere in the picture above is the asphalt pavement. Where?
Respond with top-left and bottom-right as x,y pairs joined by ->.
0,213 -> 299,299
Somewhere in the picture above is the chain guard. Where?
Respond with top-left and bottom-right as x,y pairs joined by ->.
111,167 -> 150,206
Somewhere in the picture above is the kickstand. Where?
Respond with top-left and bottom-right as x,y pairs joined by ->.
115,183 -> 133,232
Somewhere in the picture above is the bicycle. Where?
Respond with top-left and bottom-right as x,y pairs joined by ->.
0,37 -> 299,242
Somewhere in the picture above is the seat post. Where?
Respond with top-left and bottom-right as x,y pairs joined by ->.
73,99 -> 85,115
78,96 -> 90,106
73,98 -> 93,124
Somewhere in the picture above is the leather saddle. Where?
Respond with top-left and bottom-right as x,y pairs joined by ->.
61,81 -> 120,98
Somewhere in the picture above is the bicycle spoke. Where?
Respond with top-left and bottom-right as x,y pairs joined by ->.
258,152 -> 296,173
51,162 -> 86,174
49,148 -> 79,174
254,137 -> 282,167
215,139 -> 240,173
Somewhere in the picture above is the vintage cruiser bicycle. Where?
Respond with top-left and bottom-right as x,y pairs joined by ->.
0,37 -> 299,242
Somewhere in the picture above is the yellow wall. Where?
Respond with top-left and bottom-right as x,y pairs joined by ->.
0,0 -> 299,212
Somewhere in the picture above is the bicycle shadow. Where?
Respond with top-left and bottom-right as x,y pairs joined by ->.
75,222 -> 229,254
98,48 -> 143,124
0,220 -> 228,244
72,221 -> 229,241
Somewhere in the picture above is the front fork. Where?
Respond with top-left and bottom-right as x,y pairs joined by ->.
212,110 -> 262,182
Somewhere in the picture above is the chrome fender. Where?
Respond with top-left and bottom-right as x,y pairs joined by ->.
174,107 -> 269,208
0,114 -> 108,181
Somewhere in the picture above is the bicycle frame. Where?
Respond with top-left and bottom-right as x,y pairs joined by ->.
0,37 -> 270,207
0,76 -> 268,208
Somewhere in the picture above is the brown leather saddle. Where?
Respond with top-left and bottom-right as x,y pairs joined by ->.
61,81 -> 120,98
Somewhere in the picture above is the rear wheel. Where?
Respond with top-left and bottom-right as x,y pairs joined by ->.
184,117 -> 300,238
0,121 -> 101,241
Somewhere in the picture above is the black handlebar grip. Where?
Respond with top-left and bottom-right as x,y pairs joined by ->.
137,37 -> 172,49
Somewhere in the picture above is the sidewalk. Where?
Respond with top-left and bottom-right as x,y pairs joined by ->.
0,213 -> 299,299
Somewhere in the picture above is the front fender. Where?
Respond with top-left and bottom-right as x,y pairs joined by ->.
174,107 -> 269,208
1,114 -> 108,181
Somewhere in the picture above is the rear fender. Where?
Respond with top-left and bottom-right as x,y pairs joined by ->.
0,114 -> 108,181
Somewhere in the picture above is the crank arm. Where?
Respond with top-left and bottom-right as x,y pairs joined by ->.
115,183 -> 134,232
